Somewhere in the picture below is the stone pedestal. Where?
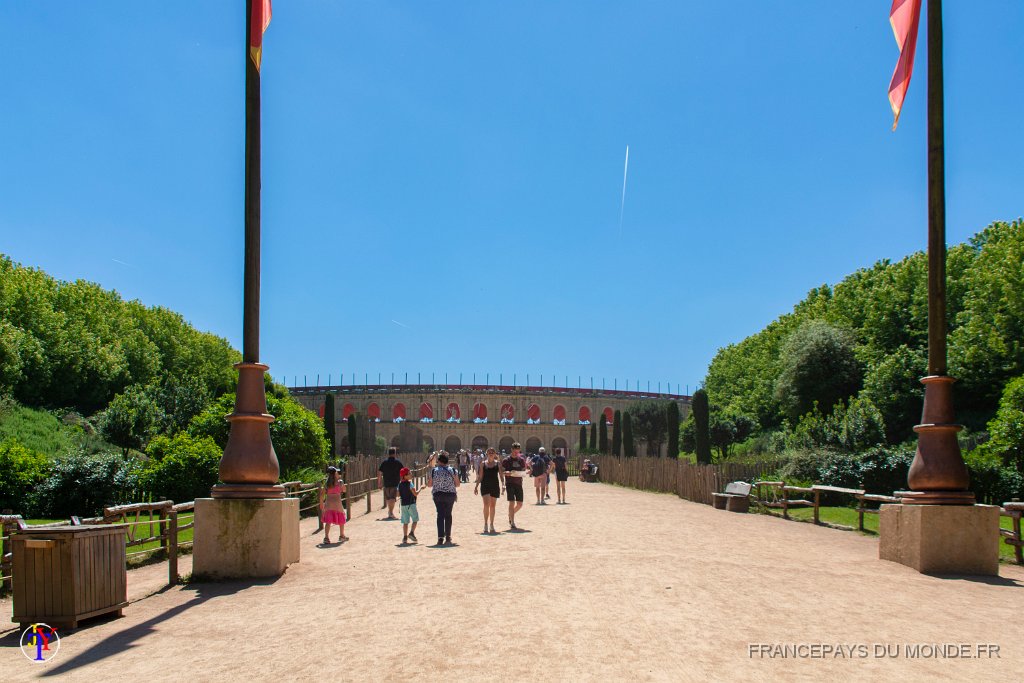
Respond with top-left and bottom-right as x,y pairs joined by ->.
879,503 -> 999,575
193,498 -> 299,580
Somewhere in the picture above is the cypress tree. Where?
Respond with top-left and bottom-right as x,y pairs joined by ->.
666,401 -> 680,458
347,413 -> 357,456
693,389 -> 712,464
622,412 -> 635,457
590,422 -> 597,453
612,409 -> 622,456
323,393 -> 336,458
598,413 -> 609,453
579,424 -> 588,451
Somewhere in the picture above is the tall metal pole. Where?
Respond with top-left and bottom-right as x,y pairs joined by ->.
214,0 -> 282,499
904,0 -> 972,505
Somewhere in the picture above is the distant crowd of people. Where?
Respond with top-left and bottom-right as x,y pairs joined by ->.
319,445 -> 570,546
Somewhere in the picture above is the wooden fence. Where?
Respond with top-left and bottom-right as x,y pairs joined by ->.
590,456 -> 780,506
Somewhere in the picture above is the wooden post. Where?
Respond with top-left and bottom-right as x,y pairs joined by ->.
813,489 -> 820,525
168,510 -> 178,586
1013,511 -> 1023,565
782,488 -> 790,520
857,496 -> 865,532
158,506 -> 168,555
366,484 -> 371,514
344,486 -> 352,523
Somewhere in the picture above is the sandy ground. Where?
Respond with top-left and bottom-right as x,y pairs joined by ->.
2,481 -> 1022,682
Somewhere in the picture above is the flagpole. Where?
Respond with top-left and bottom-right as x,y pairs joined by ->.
904,0 -> 972,505
213,0 -> 282,499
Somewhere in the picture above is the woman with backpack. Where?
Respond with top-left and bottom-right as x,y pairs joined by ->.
427,451 -> 460,546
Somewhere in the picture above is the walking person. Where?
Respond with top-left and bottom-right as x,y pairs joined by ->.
398,467 -> 420,544
319,466 -> 348,544
427,452 -> 460,545
552,449 -> 569,504
530,449 -> 549,504
458,449 -> 470,483
378,447 -> 404,520
474,447 -> 504,534
500,443 -> 528,529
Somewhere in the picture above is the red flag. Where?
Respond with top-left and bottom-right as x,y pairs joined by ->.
888,0 -> 922,130
250,0 -> 272,71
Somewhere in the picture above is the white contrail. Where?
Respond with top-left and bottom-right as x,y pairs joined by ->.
391,319 -> 411,329
618,145 -> 629,235
111,258 -> 135,268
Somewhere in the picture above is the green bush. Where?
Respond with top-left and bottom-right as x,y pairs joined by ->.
30,449 -> 142,518
777,445 -> 914,495
964,449 -> 1024,505
0,438 -> 50,513
143,433 -> 221,504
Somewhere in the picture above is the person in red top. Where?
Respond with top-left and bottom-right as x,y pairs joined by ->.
500,442 -> 528,529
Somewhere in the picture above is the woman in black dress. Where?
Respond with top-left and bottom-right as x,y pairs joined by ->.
474,447 -> 504,534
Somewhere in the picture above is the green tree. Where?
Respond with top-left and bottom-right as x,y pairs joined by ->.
30,449 -> 143,518
979,375 -> 1024,473
774,320 -> 861,422
861,345 -> 926,443
612,409 -> 622,456
148,375 -> 211,436
579,424 -> 588,452
598,413 -> 609,453
626,400 -> 669,456
708,409 -> 756,460
692,389 -> 712,464
323,393 -> 336,458
0,439 -> 50,513
622,412 -> 635,457
590,422 -> 597,453
666,401 -> 680,457
100,385 -> 163,455
144,432 -> 221,503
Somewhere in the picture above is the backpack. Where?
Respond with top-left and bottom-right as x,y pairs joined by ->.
531,456 -> 547,477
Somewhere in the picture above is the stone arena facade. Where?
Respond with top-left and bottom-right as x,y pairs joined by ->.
289,385 -> 691,458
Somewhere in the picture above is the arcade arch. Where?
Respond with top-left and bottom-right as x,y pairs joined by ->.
472,402 -> 488,422
525,437 -> 542,454
445,402 -> 461,422
552,437 -> 568,454
500,403 -> 515,423
498,436 -> 515,454
367,403 -> 381,422
471,435 -> 489,451
603,407 -> 614,424
419,402 -> 433,421
342,403 -> 355,419
578,406 -> 592,424
393,403 -> 407,421
552,405 -> 566,424
443,435 -> 462,453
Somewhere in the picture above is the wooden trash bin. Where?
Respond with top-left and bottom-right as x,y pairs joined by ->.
12,524 -> 128,630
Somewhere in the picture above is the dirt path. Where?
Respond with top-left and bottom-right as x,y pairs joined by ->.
3,482 -> 1022,681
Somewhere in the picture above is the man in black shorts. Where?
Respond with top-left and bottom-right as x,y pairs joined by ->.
500,442 -> 528,529
552,448 -> 569,504
377,447 -> 403,520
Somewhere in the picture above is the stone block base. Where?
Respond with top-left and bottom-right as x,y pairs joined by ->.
879,503 -> 999,576
193,498 -> 300,580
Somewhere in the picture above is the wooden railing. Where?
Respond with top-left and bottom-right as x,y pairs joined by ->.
752,481 -> 900,529
590,456 -> 779,506
1001,501 -> 1023,564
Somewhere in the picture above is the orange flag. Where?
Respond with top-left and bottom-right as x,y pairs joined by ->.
888,0 -> 922,130
250,0 -> 272,71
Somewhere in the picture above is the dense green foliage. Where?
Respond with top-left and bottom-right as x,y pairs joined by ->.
30,450 -> 143,518
99,385 -> 163,455
0,439 -> 49,512
691,389 -> 712,464
590,422 -> 597,453
598,413 -> 609,453
143,433 -> 221,504
579,424 -> 588,451
0,255 -> 239,414
626,400 -> 669,456
666,401 -> 680,457
698,219 -> 1024,500
612,409 -> 622,457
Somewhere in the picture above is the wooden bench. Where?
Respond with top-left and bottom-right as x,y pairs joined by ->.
712,481 -> 752,513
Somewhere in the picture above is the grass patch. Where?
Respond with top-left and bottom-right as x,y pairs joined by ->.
758,505 -> 1021,561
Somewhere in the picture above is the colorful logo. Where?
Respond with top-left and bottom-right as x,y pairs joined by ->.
20,623 -> 61,663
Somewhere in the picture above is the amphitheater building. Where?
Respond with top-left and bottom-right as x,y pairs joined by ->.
289,384 -> 691,458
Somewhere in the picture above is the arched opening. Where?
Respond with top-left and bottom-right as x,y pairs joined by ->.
443,435 -> 462,453
392,403 -> 407,422
419,402 -> 433,422
367,402 -> 381,422
525,436 -> 542,454
342,403 -> 355,419
472,402 -> 488,423
391,435 -> 402,447
578,406 -> 592,424
340,435 -> 350,455
552,404 -> 566,425
603,407 -> 614,424
423,435 -> 435,452
498,436 -> 515,454
552,437 -> 568,455
471,435 -> 489,451
500,403 -> 515,424
526,403 -> 540,424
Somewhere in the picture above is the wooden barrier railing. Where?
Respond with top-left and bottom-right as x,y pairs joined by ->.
1,514 -> 23,594
752,481 -> 900,529
1001,501 -> 1023,565
590,456 -> 779,506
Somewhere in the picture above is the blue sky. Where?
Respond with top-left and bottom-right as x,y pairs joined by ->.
1,1 -> 1021,393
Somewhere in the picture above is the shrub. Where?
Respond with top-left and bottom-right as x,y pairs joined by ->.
964,449 -> 1024,505
0,438 -> 50,513
30,449 -> 143,518
143,433 -> 221,504
777,445 -> 915,495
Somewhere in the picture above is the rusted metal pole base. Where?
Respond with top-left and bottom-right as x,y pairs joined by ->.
904,375 -> 974,505
213,362 -> 284,499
